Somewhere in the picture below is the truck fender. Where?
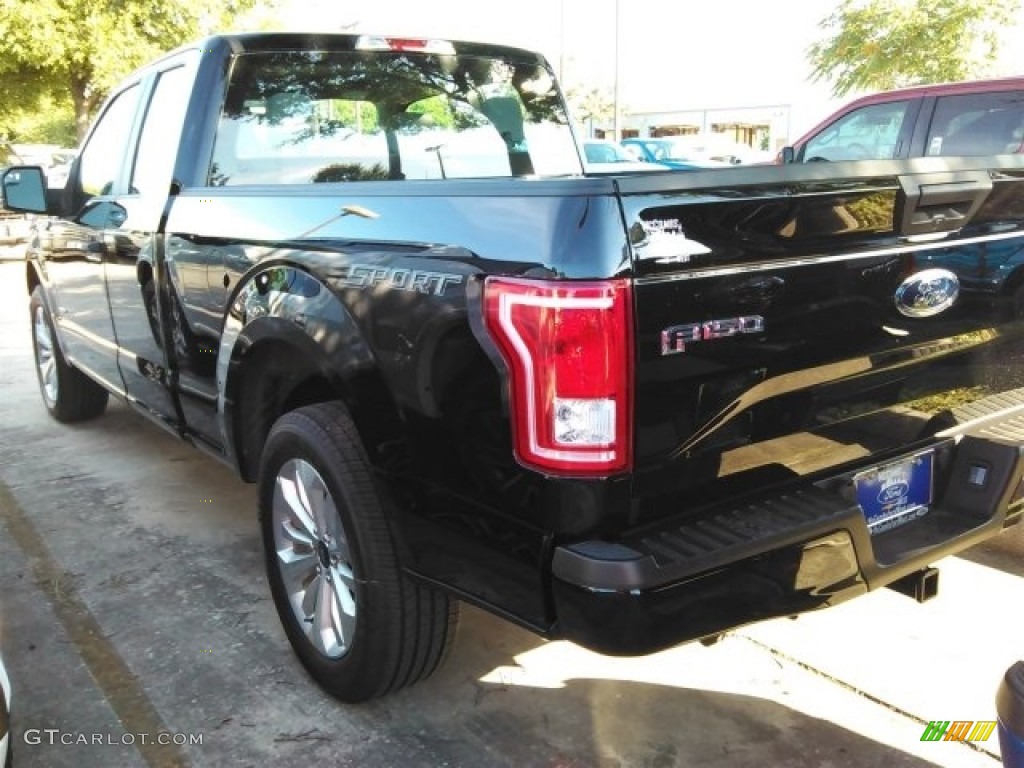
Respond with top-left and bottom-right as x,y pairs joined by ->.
25,256 -> 75,362
217,263 -> 398,480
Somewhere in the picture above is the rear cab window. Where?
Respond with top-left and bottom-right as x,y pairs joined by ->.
925,91 -> 1024,156
801,100 -> 911,162
209,46 -> 581,185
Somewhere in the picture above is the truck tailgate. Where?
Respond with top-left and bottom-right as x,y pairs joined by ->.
617,157 -> 1024,525
546,158 -> 1024,652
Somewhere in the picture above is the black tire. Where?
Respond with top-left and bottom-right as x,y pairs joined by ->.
29,286 -> 108,423
259,401 -> 458,702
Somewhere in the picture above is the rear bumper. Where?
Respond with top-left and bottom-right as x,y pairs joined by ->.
551,397 -> 1024,655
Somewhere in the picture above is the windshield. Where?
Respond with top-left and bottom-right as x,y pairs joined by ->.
211,49 -> 581,184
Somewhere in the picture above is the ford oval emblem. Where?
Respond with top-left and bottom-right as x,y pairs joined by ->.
878,483 -> 909,505
894,269 -> 959,318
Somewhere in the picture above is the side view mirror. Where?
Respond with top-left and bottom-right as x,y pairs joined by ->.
779,146 -> 796,164
1,166 -> 48,213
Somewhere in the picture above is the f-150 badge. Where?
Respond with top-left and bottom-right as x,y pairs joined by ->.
661,316 -> 764,355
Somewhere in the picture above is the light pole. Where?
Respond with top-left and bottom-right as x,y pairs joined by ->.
612,0 -> 621,141
559,0 -> 566,83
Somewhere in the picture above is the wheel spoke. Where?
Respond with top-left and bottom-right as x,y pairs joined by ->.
35,321 -> 52,354
279,519 -> 314,549
277,545 -> 316,598
297,461 -> 331,538
300,572 -> 321,626
312,573 -> 345,657
328,564 -> 357,647
276,470 -> 318,540
295,461 -> 325,535
42,357 -> 56,391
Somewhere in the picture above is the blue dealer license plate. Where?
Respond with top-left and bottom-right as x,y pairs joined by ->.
855,452 -> 933,533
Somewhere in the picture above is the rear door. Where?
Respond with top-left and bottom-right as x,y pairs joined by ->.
105,53 -> 199,428
618,156 -> 1024,526
912,88 -> 1024,157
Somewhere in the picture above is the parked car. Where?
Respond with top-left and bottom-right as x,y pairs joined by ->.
0,143 -> 31,246
778,77 -> 1024,314
781,76 -> 1024,163
650,135 -> 774,165
581,139 -> 666,172
620,137 -> 733,170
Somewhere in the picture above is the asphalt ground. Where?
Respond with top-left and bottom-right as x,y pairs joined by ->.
0,259 -> 1021,767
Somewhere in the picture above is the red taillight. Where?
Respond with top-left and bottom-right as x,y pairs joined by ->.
482,277 -> 633,476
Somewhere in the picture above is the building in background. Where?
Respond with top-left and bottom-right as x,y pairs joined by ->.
280,0 -> 1024,151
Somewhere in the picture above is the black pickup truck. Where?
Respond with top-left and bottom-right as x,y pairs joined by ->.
4,32 -> 1024,703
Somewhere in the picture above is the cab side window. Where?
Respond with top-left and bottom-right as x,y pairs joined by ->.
802,101 -> 910,162
926,91 -> 1024,157
131,64 -> 193,197
78,85 -> 142,198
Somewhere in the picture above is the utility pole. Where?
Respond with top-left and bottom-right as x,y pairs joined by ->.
612,0 -> 621,141
559,0 -> 566,82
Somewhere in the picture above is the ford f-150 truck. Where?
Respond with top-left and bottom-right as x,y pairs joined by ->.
4,32 -> 1024,703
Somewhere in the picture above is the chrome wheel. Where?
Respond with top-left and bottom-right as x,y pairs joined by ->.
34,305 -> 58,404
272,458 -> 356,659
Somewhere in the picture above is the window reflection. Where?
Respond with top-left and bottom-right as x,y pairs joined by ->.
209,50 -> 579,185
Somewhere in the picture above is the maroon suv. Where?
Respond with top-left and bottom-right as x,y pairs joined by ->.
782,76 -> 1024,163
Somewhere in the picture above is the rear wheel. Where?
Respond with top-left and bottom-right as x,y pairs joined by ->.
30,286 -> 108,422
259,401 -> 458,702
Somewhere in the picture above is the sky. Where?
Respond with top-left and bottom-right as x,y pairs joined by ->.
272,0 -> 1024,138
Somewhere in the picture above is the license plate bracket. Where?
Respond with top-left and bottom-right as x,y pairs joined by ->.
855,451 -> 933,533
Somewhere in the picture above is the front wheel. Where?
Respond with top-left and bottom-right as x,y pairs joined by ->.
259,401 -> 458,702
30,286 -> 108,422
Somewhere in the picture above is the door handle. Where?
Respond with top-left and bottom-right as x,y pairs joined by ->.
897,171 -> 993,237
85,241 -> 105,263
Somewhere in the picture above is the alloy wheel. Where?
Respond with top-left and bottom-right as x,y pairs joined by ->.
34,306 -> 58,404
272,458 -> 357,659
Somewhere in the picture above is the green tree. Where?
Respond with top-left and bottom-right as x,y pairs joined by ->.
808,0 -> 1020,96
0,0 -> 270,143
565,86 -> 614,135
